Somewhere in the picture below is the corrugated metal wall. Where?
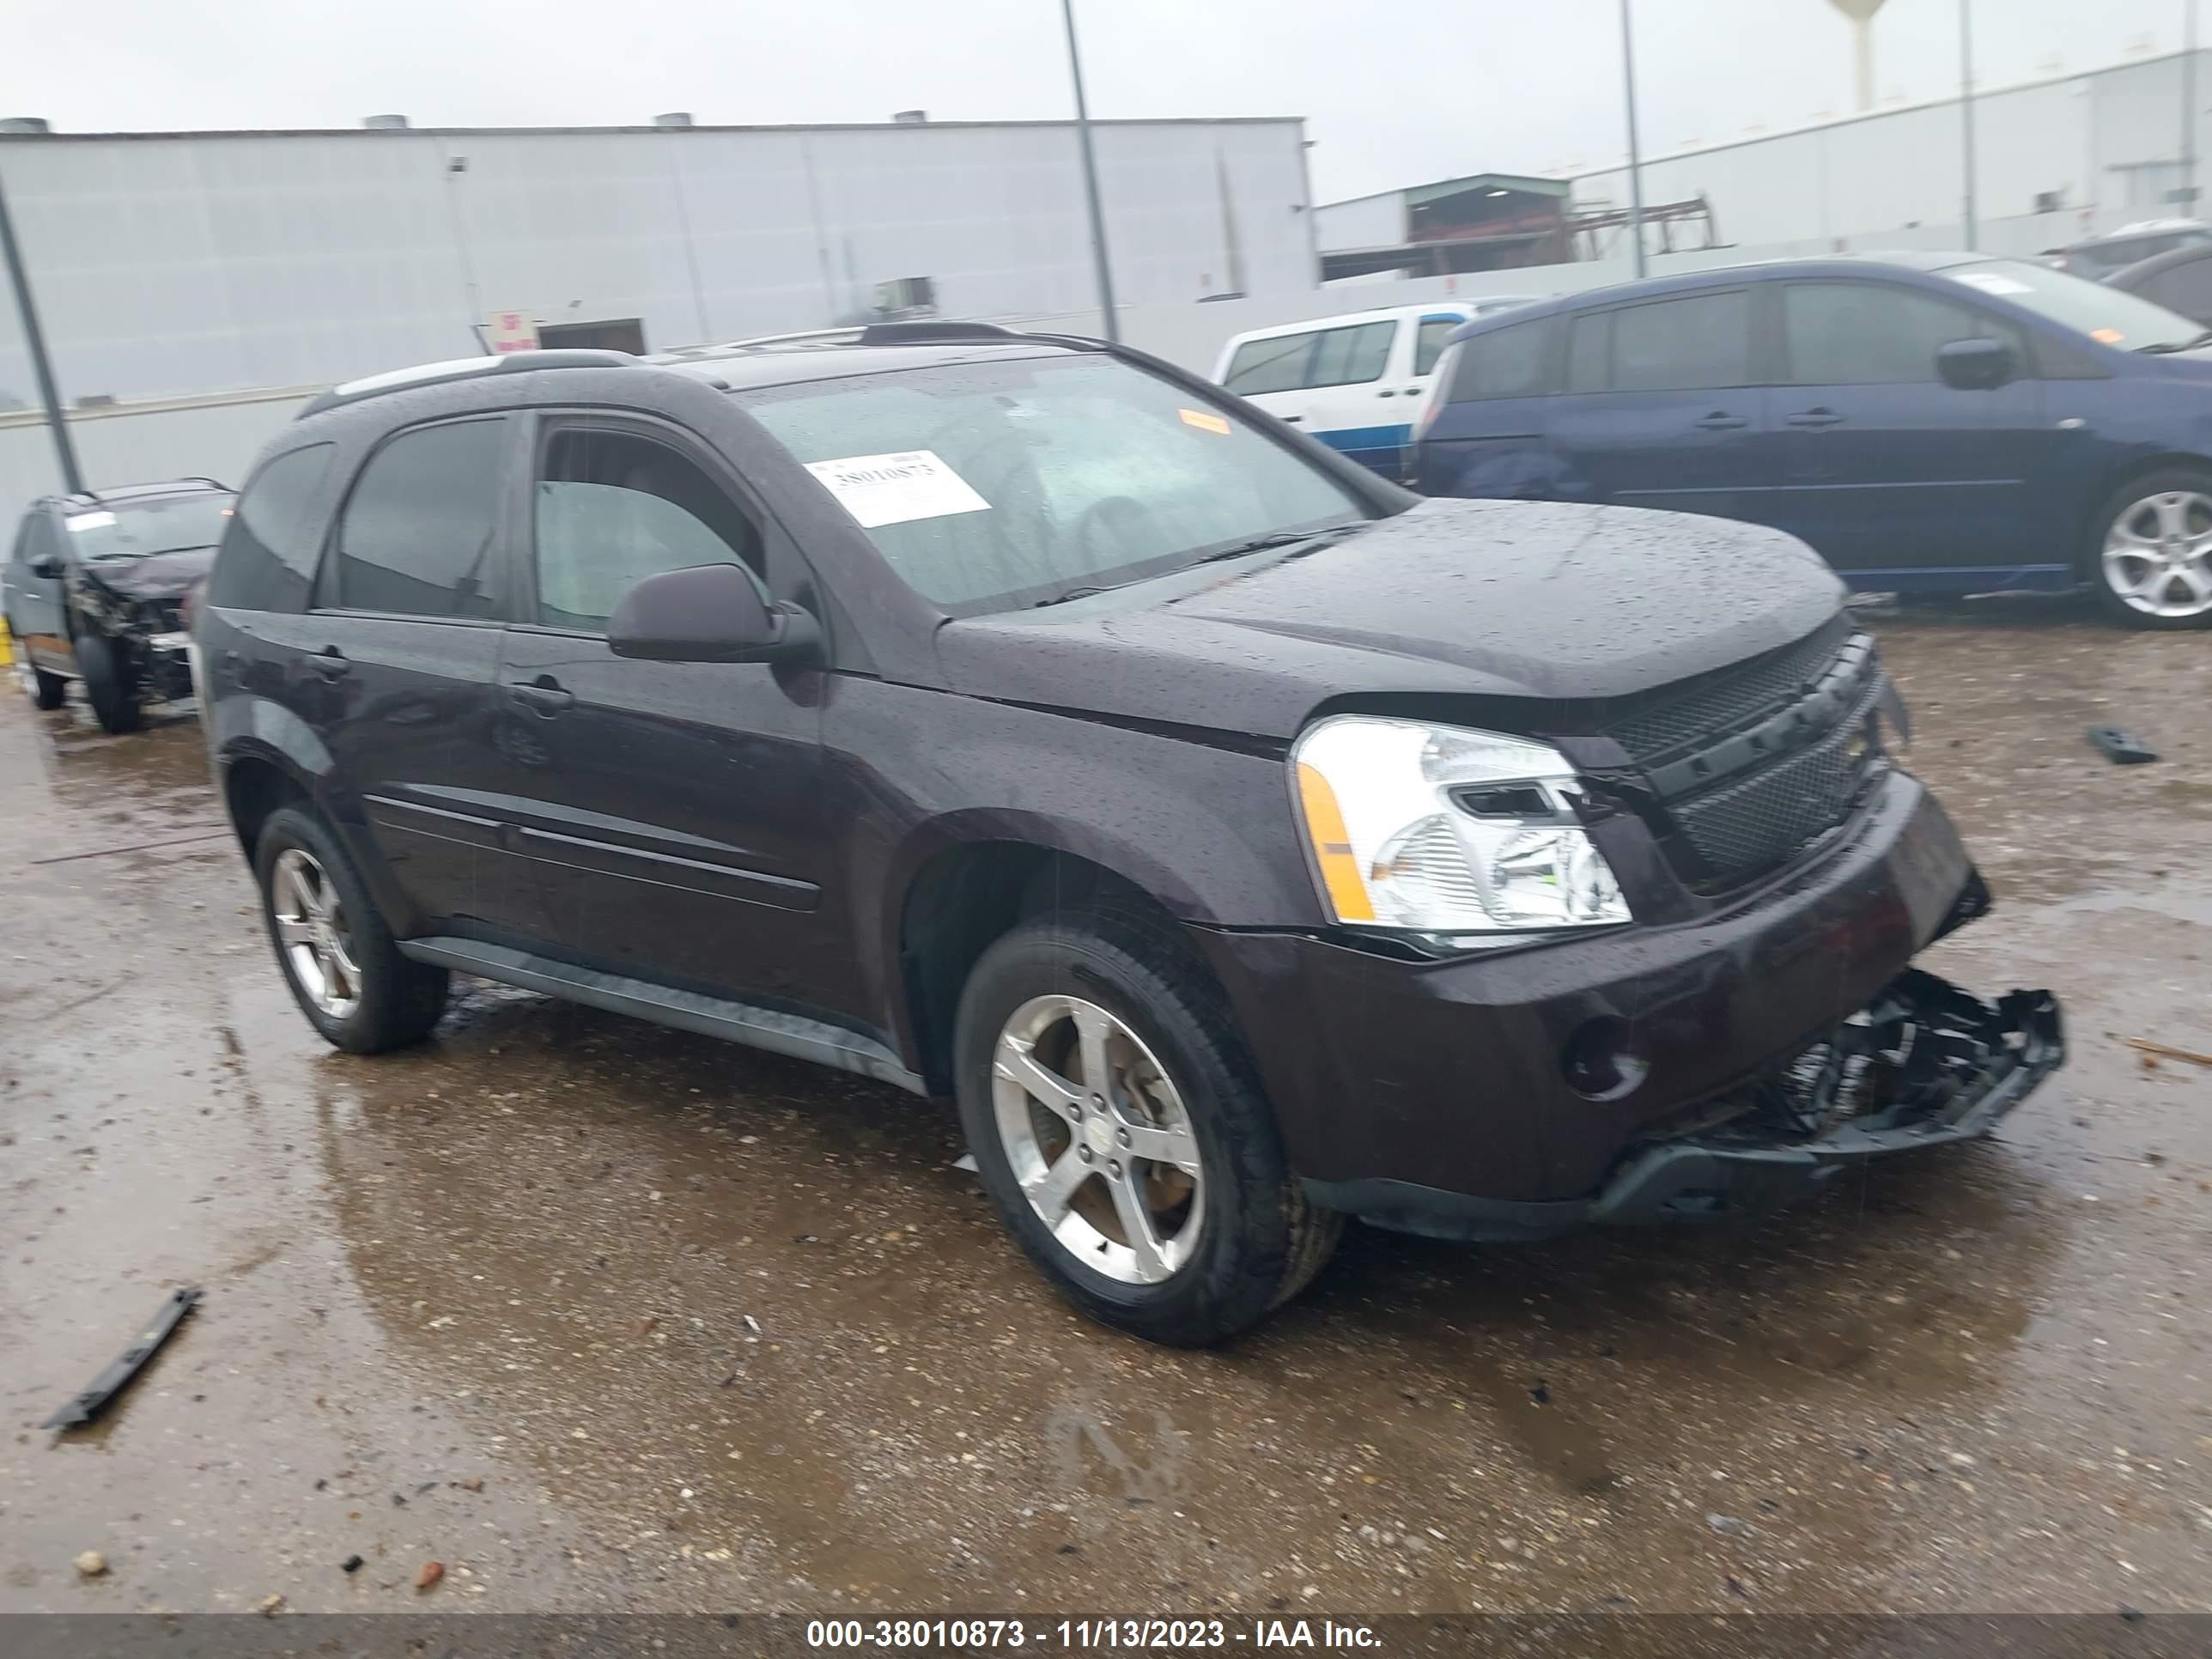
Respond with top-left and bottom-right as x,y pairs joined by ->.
0,118 -> 1316,411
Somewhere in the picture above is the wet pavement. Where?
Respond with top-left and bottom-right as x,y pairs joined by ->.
2,595 -> 2209,1617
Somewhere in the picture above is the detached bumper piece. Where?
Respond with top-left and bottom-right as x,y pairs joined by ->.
1589,969 -> 2063,1225
41,1286 -> 203,1431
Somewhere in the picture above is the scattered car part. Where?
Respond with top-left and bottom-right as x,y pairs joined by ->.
2087,726 -> 2159,763
42,1286 -> 203,1430
2123,1036 -> 2212,1067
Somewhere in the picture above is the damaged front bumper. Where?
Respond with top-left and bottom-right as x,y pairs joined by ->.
1316,969 -> 2063,1241
1586,969 -> 2063,1226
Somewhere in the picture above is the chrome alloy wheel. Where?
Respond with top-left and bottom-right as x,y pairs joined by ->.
270,847 -> 362,1020
2103,489 -> 2212,619
990,994 -> 1206,1285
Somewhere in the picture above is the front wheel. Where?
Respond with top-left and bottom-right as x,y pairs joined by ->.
952,902 -> 1340,1346
74,631 -> 143,732
254,805 -> 450,1053
2090,469 -> 2212,629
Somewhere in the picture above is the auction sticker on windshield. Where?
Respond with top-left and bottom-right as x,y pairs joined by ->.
805,450 -> 992,529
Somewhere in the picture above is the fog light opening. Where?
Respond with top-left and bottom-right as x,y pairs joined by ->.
1562,1016 -> 1650,1102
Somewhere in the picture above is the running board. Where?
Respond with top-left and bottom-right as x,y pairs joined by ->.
395,936 -> 928,1095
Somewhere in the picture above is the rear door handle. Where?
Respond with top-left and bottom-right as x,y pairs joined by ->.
1693,411 -> 1750,430
1377,389 -> 1397,397
507,677 -> 574,715
1784,408 -> 1844,428
1279,414 -> 1303,423
308,647 -> 350,680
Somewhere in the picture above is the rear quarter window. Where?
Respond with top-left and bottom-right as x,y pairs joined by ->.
1223,332 -> 1316,395
207,443 -> 337,614
1445,319 -> 1554,402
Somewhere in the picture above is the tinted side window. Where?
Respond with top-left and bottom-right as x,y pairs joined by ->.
2141,257 -> 2212,319
1308,321 -> 1395,388
1223,332 -> 1316,395
1413,317 -> 1462,377
533,428 -> 764,632
1566,313 -> 1610,393
1782,283 -> 2023,386
207,444 -> 335,612
331,420 -> 506,619
1609,291 -> 1751,392
1446,319 -> 1552,402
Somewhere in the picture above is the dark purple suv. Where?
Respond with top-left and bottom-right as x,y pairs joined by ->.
198,326 -> 2061,1345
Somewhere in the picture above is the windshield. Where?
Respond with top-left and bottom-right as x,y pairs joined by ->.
735,353 -> 1369,614
64,495 -> 232,560
1942,258 -> 2205,351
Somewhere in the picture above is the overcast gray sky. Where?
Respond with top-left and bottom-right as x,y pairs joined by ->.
4,0 -> 2199,200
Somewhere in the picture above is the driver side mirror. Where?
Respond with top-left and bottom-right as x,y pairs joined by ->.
1936,337 -> 2017,391
606,562 -> 818,665
29,554 -> 64,579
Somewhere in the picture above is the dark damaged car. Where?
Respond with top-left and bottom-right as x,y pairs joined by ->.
196,330 -> 2063,1346
5,479 -> 233,732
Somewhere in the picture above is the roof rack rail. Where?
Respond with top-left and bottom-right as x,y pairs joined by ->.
296,349 -> 641,419
179,476 -> 232,492
855,320 -> 1024,345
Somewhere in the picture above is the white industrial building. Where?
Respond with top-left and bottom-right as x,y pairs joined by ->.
0,113 -> 1319,412
1321,50 -> 2212,274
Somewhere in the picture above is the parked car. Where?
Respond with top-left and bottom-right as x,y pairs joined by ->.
4,479 -> 234,731
1212,298 -> 1536,478
1414,252 -> 2212,628
2055,219 -> 2212,281
199,331 -> 2060,1346
2106,240 -> 2212,327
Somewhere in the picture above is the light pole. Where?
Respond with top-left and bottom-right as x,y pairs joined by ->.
2185,0 -> 2201,213
1959,0 -> 1978,249
1060,0 -> 1121,342
0,158 -> 84,495
1619,0 -> 1649,277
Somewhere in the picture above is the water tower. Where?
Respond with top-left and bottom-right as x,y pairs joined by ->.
1829,0 -> 1890,112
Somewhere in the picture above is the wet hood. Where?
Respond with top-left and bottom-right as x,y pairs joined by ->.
935,498 -> 1845,741
81,547 -> 216,602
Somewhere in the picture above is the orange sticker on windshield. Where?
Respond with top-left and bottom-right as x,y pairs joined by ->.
2091,327 -> 2125,344
1179,408 -> 1232,434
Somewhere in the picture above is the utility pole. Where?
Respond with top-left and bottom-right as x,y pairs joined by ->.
1060,0 -> 1121,342
2185,0 -> 2201,212
0,157 -> 84,495
1959,0 -> 1979,249
1619,0 -> 1649,277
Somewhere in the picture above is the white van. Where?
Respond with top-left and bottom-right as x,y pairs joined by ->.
1211,297 -> 1539,478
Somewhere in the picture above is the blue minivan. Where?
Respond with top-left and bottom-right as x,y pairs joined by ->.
1413,252 -> 2212,628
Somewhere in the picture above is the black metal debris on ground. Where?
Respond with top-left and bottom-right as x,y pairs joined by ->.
2087,726 -> 2159,764
41,1286 -> 204,1431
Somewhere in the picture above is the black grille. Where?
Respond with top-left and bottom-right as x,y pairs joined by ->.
1609,616 -> 1852,763
1669,678 -> 1881,884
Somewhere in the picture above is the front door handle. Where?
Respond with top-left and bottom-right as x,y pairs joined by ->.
1693,411 -> 1750,430
1279,414 -> 1303,422
507,676 -> 574,715
308,647 -> 350,680
1784,407 -> 1844,428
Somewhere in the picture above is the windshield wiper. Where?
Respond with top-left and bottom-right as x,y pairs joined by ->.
1028,521 -> 1368,609
2136,331 -> 2212,354
1187,521 -> 1364,568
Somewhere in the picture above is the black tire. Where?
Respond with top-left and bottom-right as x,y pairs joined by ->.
952,900 -> 1340,1346
2087,466 -> 2212,629
253,805 -> 449,1054
13,644 -> 66,710
75,630 -> 143,732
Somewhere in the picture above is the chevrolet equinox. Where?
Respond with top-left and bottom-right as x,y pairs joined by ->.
198,325 -> 2063,1346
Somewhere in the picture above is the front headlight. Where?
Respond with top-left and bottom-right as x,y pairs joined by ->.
1291,715 -> 1631,939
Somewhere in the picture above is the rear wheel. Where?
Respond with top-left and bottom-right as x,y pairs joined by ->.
254,805 -> 449,1053
13,647 -> 66,711
952,902 -> 1340,1346
75,631 -> 143,732
2090,468 -> 2212,629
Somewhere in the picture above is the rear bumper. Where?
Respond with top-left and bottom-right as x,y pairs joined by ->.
1307,973 -> 2063,1240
